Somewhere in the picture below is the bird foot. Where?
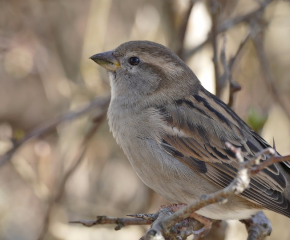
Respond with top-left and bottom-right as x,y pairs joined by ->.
190,212 -> 212,238
159,204 -> 212,238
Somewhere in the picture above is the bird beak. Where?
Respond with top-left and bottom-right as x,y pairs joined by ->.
90,51 -> 120,71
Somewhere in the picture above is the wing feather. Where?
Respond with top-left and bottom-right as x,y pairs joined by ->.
156,89 -> 290,217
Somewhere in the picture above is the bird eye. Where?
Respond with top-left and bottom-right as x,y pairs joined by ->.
129,56 -> 140,66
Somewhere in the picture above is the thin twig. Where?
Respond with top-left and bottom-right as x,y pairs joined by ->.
251,155 -> 290,175
176,0 -> 195,59
227,33 -> 250,108
37,109 -> 108,240
252,33 -> 290,120
184,39 -> 209,59
209,0 -> 221,97
217,0 -> 273,33
71,215 -> 153,230
0,96 -> 110,167
243,147 -> 275,169
220,35 -> 243,108
229,33 -> 251,71
220,35 -> 230,89
184,0 -> 273,60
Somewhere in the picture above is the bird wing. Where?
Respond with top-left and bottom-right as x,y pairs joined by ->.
156,88 -> 290,217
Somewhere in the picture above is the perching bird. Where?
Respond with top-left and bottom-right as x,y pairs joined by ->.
90,41 -> 290,220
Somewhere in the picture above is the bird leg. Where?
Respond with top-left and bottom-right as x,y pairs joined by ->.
189,212 -> 212,237
160,203 -> 213,237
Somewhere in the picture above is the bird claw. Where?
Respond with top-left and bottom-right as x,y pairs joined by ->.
189,212 -> 212,238
159,204 -> 213,238
192,226 -> 211,238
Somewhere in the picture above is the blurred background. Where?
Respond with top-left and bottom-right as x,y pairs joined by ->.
0,0 -> 290,239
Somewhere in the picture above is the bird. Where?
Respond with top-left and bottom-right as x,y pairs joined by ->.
90,40 -> 290,221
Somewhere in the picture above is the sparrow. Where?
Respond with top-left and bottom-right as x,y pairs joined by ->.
90,41 -> 290,220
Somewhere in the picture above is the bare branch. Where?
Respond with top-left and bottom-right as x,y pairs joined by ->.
217,0 -> 273,33
176,0 -> 196,59
37,106 -> 108,240
70,140 -> 290,240
184,39 -> 208,60
252,33 -> 290,120
229,33 -> 251,71
209,0 -> 221,97
241,211 -> 272,240
243,147 -> 276,170
0,96 -> 110,167
127,213 -> 159,221
220,35 -> 242,108
184,0 -> 273,60
71,215 -> 153,230
251,154 -> 290,175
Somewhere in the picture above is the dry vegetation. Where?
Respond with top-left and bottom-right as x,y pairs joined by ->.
0,0 -> 290,239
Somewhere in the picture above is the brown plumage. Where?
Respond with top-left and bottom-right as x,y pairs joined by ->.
90,41 -> 290,220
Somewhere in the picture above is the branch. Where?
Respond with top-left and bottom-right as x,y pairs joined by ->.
184,39 -> 208,59
220,34 -> 243,108
209,0 -> 221,97
217,0 -> 273,33
37,109 -> 108,240
184,0 -> 273,60
241,211 -> 272,240
0,95 -> 110,167
251,154 -> 290,175
72,142 -> 290,240
252,33 -> 290,120
228,32 -> 251,71
71,215 -> 153,230
186,0 -> 272,102
176,0 -> 195,59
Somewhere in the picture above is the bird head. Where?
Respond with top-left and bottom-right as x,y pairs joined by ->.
90,41 -> 200,102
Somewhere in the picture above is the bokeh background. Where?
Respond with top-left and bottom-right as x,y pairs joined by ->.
0,0 -> 290,239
